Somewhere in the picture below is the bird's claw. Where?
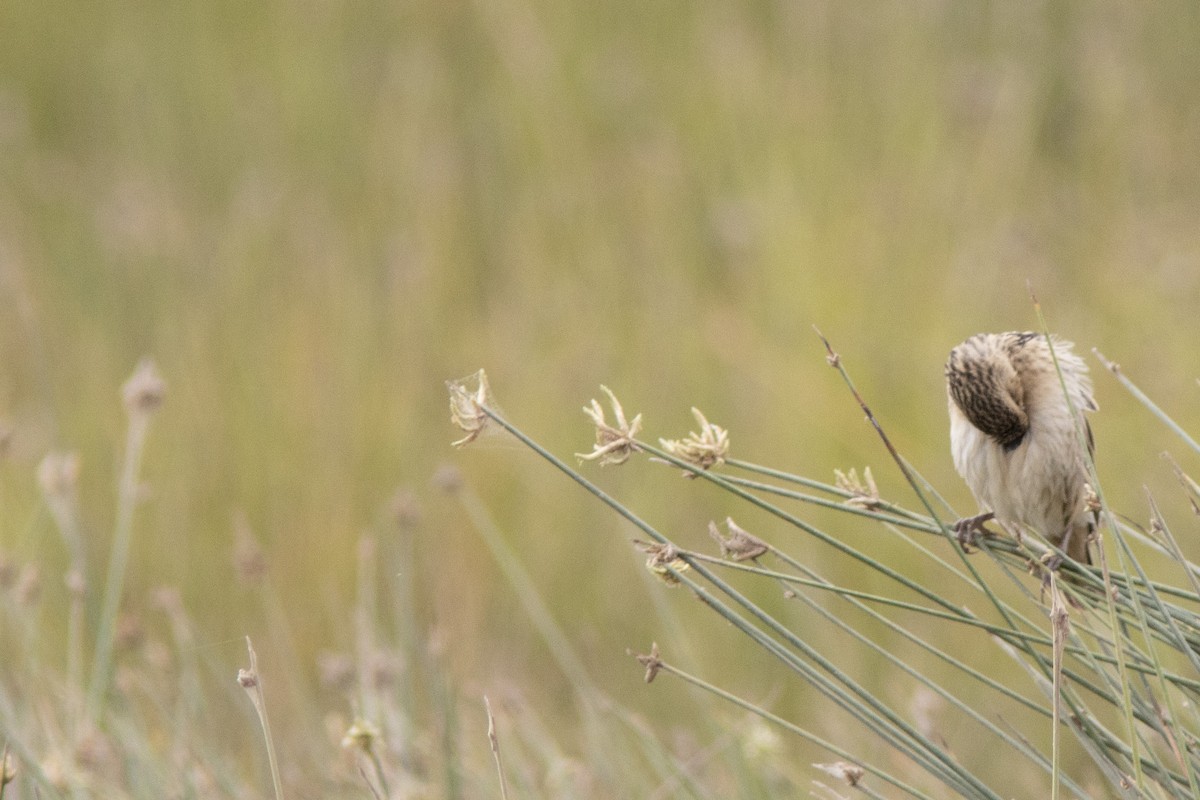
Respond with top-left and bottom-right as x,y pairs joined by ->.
952,512 -> 995,553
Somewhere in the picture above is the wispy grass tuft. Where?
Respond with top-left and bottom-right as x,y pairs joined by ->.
448,340 -> 1200,798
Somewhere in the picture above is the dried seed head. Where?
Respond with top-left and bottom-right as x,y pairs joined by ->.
237,668 -> 258,689
0,423 -> 11,460
1149,507 -> 1166,540
65,569 -> 86,598
122,358 -> 166,416
389,486 -> 422,530
834,467 -> 881,509
232,513 -> 268,585
143,639 -> 174,675
577,385 -> 642,466
431,463 -> 463,493
116,612 -> 145,652
1049,576 -> 1071,637
814,761 -> 865,787
659,407 -> 729,476
151,585 -> 184,617
631,642 -> 662,683
74,729 -> 119,781
40,750 -> 69,790
633,540 -> 688,585
341,718 -> 382,752
447,369 -> 493,447
317,651 -> 356,692
741,719 -> 782,762
368,651 -> 402,690
37,451 -> 81,501
708,517 -> 768,562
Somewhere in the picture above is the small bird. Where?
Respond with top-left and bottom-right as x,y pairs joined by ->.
945,332 -> 1097,566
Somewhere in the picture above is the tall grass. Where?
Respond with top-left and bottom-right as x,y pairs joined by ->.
3,1 -> 1200,797
2,333 -> 1198,796
448,325 -> 1200,797
4,362 -> 770,798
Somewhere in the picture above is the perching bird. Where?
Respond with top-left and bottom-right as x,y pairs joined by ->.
945,332 -> 1097,566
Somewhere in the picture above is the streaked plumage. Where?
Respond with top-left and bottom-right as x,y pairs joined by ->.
945,332 -> 1097,564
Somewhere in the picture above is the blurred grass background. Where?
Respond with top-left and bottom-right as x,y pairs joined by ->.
2,0 -> 1200,794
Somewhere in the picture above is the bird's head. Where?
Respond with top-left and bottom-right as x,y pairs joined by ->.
945,333 -> 1031,450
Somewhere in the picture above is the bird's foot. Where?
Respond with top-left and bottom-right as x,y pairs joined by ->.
1036,553 -> 1087,609
952,512 -> 995,553
1041,552 -> 1064,573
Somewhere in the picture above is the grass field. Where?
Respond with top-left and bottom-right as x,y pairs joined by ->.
2,1 -> 1200,796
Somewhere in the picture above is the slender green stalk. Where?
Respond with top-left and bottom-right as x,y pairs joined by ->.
451,359 -> 1200,797
689,550 -> 1200,693
640,649 -> 933,800
753,550 -> 1089,794
450,474 -> 763,795
1034,300 -> 1146,791
87,393 -> 157,718
1093,349 -> 1200,457
453,482 -> 597,695
718,472 -> 941,533
475,404 -> 1002,798
1149,484 -> 1200,600
238,637 -> 285,800
36,453 -> 88,734
484,696 -> 510,800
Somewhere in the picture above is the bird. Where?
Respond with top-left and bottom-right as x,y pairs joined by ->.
945,332 -> 1098,567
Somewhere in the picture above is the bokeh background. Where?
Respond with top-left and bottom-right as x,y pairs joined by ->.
2,0 -> 1199,795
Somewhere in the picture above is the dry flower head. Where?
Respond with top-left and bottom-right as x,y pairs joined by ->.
631,642 -> 662,683
341,718 -> 382,752
708,517 -> 768,561
317,651 -> 357,692
65,568 -> 86,597
741,719 -> 782,762
576,385 -> 642,466
633,540 -> 688,585
232,513 -> 268,585
37,451 -> 81,501
447,369 -> 493,447
389,486 -> 422,530
834,466 -> 881,509
813,760 -> 865,787
123,358 -> 166,416
659,407 -> 729,476
431,462 -> 464,493
237,668 -> 258,689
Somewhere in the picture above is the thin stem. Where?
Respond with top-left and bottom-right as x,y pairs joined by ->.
87,412 -> 152,719
238,637 -> 285,800
643,651 -> 936,800
485,697 -> 510,800
1093,349 -> 1200,457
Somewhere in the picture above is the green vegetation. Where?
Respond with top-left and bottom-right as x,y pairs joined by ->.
1,1 -> 1199,796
